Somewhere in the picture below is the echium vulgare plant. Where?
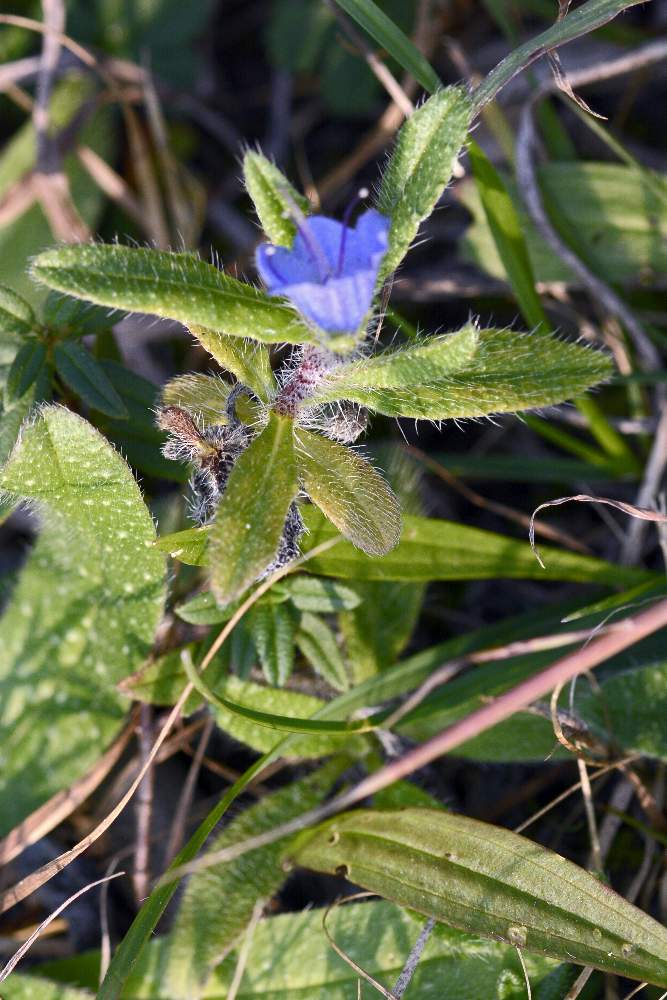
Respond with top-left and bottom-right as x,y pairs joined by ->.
30,86 -> 611,607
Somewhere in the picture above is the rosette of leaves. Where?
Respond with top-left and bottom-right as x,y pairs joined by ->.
30,87 -> 612,610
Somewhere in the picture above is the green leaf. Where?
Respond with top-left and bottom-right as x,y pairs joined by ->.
162,761 -> 344,998
247,600 -> 296,685
468,140 -> 547,331
300,506 -> 652,586
341,580 -> 425,680
0,407 -> 165,833
160,372 -> 231,425
54,341 -> 128,419
210,673 -> 366,757
378,86 -> 472,276
313,329 -> 612,419
290,808 -> 667,987
281,574 -> 362,612
296,611 -> 350,690
243,149 -> 310,248
6,340 -> 47,401
461,161 -> 667,286
188,325 -> 275,402
308,323 -> 479,410
295,429 -> 401,556
31,244 -> 315,345
334,0 -> 441,94
473,0 -> 646,110
175,589 -> 236,625
209,414 -> 299,605
578,661 -> 667,762
0,284 -> 37,339
154,525 -> 210,565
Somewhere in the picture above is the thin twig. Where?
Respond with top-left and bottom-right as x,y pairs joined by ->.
392,917 -> 435,998
565,966 -> 595,999
227,898 -> 265,1000
578,758 -> 603,872
133,704 -> 154,905
621,408 -> 667,565
164,713 -> 215,864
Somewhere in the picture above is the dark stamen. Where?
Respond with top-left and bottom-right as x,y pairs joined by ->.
337,186 -> 369,276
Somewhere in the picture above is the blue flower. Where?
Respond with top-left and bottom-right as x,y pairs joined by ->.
256,209 -> 390,334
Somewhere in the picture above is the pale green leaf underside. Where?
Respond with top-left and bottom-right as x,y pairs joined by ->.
243,150 -> 310,248
0,284 -> 36,339
209,413 -> 298,605
291,808 -> 667,987
378,86 -> 472,277
188,324 -> 275,401
0,407 -> 165,834
310,329 -> 612,418
295,428 -> 401,556
296,611 -> 350,691
31,244 -> 316,345
248,600 -> 296,686
122,899 -> 557,998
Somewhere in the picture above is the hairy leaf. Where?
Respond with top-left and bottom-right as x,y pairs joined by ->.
295,429 -> 401,556
0,407 -> 165,833
188,325 -> 275,402
281,574 -> 362,612
247,600 -> 296,685
296,611 -> 349,690
291,808 -> 667,987
6,340 -> 47,401
163,762 -> 343,999
209,414 -> 299,605
313,329 -> 612,419
31,244 -> 316,345
378,86 -> 472,276
160,372 -> 231,425
0,285 -> 37,339
243,150 -> 310,247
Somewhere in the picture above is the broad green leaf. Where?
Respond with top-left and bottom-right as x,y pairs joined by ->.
341,579 -> 425,680
296,611 -> 349,690
161,372 -> 231,425
334,0 -> 441,94
175,590 -> 237,625
308,323 -> 479,409
0,285 -> 37,339
461,162 -> 667,286
54,341 -> 128,419
154,524 -> 210,565
301,506 -> 650,586
6,340 -> 47,401
295,429 -> 401,556
578,661 -> 667,762
0,407 -> 165,833
243,150 -> 310,248
432,451 -> 632,483
291,808 -> 667,987
247,600 -> 296,685
188,325 -> 275,402
311,329 -> 612,419
473,0 -> 646,110
209,414 -> 299,605
118,899 -> 557,998
31,245 -> 316,346
119,647 -> 206,715
163,761 -> 343,999
378,86 -> 472,276
281,574 -> 362,612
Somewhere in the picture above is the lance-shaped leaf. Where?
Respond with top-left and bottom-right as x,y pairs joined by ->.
295,428 -> 401,556
310,329 -> 612,419
377,86 -> 472,277
209,413 -> 299,605
309,323 -> 478,411
6,340 -> 47,401
0,285 -> 37,340
296,611 -> 350,691
0,407 -> 165,833
247,600 -> 296,685
243,150 -> 310,248
290,808 -> 667,988
31,244 -> 316,346
188,324 -> 275,402
54,340 -> 128,419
